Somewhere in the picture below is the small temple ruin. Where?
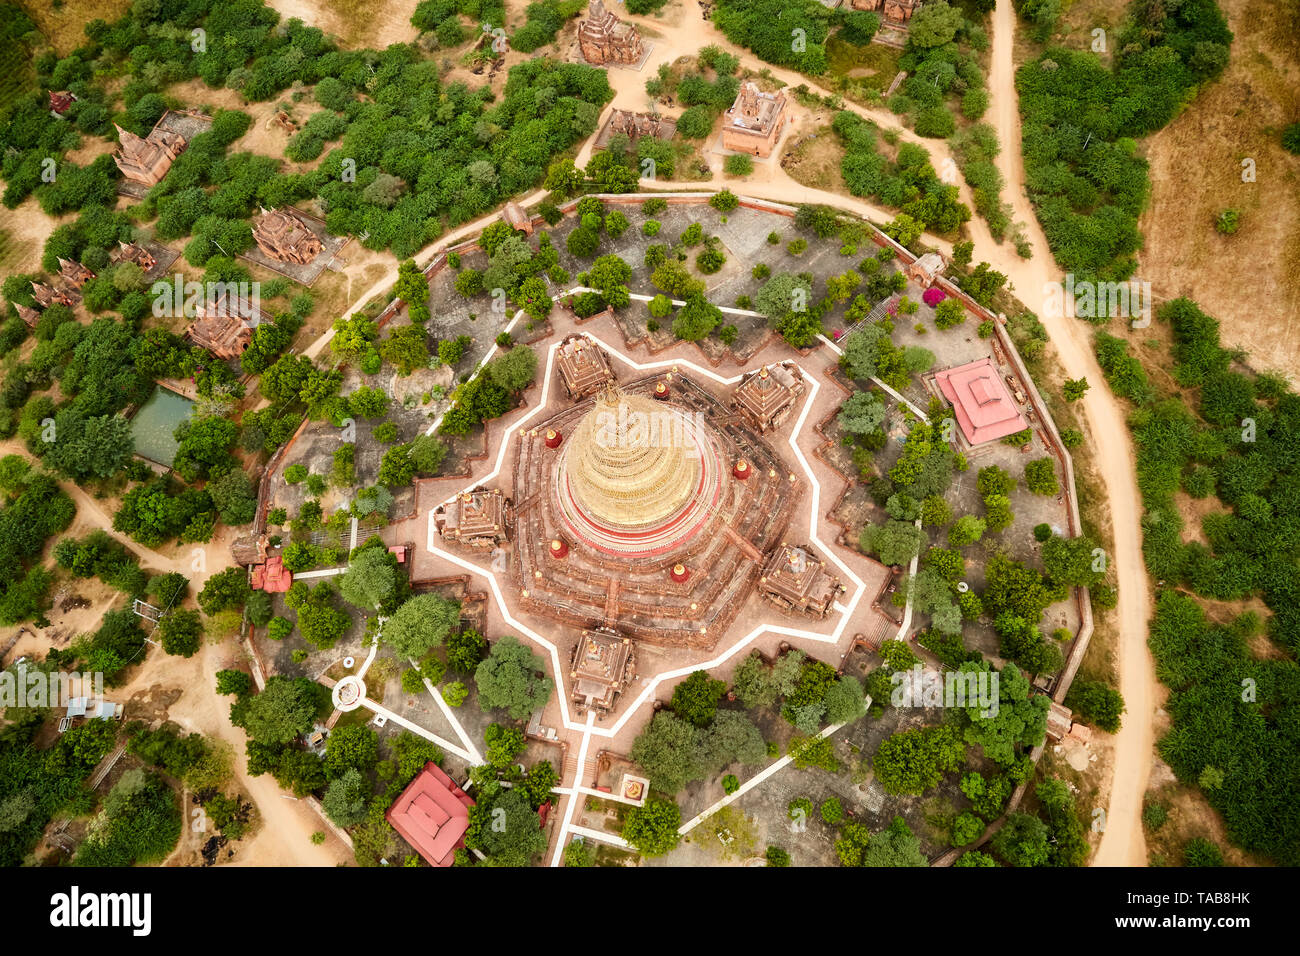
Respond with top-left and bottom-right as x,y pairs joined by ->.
30,282 -> 75,309
252,207 -> 325,265
568,628 -> 636,717
577,0 -> 646,67
594,109 -> 676,151
57,258 -> 95,288
758,544 -> 844,619
112,123 -> 187,188
851,0 -> 923,27
731,362 -> 805,433
722,82 -> 788,158
434,488 -> 512,551
184,294 -> 257,359
109,241 -> 158,272
555,334 -> 616,400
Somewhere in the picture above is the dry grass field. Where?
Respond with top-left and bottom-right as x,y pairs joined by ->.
1136,0 -> 1300,381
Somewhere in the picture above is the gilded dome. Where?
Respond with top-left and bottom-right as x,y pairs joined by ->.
560,385 -> 703,529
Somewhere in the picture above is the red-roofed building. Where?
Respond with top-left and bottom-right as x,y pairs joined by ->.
386,762 -> 475,867
250,553 -> 293,592
934,357 -> 1028,445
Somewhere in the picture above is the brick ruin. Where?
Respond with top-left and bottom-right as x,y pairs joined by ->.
721,82 -> 788,158
112,123 -> 187,188
252,207 -> 325,265
851,0 -> 923,27
758,544 -> 845,619
577,0 -> 646,67
731,361 -> 806,433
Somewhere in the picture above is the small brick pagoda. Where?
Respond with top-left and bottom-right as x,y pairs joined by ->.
731,362 -> 805,433
758,544 -> 844,619
556,333 -> 616,400
57,258 -> 95,288
851,0 -> 923,26
252,207 -> 325,265
112,123 -> 187,188
722,82 -> 788,158
109,241 -> 158,272
434,487 -> 512,551
577,0 -> 646,67
569,628 -> 636,717
185,294 -> 258,359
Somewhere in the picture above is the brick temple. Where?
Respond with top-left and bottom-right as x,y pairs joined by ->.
434,488 -> 512,551
721,82 -> 788,158
112,123 -> 187,188
732,362 -> 806,433
510,376 -> 800,649
252,207 -> 325,265
569,628 -> 636,717
555,333 -> 616,399
851,0 -> 923,27
577,0 -> 645,67
758,544 -> 844,619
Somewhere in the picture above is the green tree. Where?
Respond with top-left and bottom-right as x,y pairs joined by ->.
623,797 -> 682,857
670,670 -> 727,727
236,676 -> 321,746
381,593 -> 461,659
474,636 -> 553,719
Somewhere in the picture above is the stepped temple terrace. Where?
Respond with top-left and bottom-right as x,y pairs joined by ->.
510,376 -> 799,649
758,544 -> 845,619
556,333 -> 616,399
569,628 -> 636,717
434,487 -> 512,551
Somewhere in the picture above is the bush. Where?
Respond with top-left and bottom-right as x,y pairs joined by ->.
725,154 -> 754,176
1214,209 -> 1239,235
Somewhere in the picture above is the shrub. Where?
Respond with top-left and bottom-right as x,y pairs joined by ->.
1024,458 -> 1060,496
725,154 -> 754,176
710,189 -> 739,212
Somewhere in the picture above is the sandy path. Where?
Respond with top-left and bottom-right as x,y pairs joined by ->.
988,0 -> 1155,866
0,437 -> 349,866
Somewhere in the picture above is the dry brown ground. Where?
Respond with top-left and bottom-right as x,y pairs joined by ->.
0,197 -> 74,277
265,0 -> 420,49
20,0 -> 133,55
1138,0 -> 1300,382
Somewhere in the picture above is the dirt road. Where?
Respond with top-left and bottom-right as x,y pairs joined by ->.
988,0 -> 1155,866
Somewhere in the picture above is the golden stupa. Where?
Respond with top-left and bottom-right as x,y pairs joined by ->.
560,384 -> 703,530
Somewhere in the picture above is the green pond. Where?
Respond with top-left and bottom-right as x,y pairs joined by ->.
130,387 -> 196,467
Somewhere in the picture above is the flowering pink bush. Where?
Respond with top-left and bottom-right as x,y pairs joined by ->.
922,287 -> 947,307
